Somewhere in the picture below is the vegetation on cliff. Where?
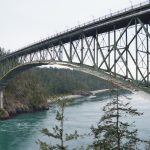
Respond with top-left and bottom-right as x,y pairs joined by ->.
33,67 -> 113,95
1,66 -> 113,119
3,69 -> 48,119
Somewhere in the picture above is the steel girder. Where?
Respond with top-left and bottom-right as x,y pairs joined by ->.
0,17 -> 150,87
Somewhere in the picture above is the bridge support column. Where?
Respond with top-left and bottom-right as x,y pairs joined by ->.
0,90 -> 3,109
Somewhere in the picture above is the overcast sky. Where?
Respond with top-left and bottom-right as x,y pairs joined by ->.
0,0 -> 146,51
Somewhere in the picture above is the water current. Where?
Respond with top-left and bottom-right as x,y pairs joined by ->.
0,90 -> 150,150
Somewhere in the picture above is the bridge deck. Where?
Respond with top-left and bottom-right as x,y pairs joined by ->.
0,1 -> 150,62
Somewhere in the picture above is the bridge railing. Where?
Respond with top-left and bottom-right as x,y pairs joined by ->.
12,0 -> 150,55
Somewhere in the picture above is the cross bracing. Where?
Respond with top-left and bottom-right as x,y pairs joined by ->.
0,1 -> 150,89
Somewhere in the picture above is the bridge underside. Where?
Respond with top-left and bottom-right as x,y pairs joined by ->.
0,61 -> 134,91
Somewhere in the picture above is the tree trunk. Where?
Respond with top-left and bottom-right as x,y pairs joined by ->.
116,90 -> 120,150
61,102 -> 64,149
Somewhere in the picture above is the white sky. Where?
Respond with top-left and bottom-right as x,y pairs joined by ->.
0,0 -> 146,51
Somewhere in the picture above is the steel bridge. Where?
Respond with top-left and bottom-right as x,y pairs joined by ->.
0,1 -> 150,108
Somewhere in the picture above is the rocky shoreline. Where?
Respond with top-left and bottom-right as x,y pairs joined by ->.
0,88 -> 124,120
0,100 -> 49,120
0,90 -> 96,120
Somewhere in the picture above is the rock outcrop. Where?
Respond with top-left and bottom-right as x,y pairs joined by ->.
0,100 -> 49,120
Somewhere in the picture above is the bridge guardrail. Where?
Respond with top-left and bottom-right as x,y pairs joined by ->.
12,0 -> 150,54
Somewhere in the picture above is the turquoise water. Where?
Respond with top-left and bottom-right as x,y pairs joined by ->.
0,90 -> 150,150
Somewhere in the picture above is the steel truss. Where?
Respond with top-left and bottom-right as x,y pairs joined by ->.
0,17 -> 150,86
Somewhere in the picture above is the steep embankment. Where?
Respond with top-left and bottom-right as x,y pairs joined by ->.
0,70 -> 48,119
0,67 -> 114,119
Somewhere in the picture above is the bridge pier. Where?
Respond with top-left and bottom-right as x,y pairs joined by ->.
0,90 -> 3,109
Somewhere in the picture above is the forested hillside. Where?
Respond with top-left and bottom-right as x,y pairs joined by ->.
1,67 -> 113,119
33,67 -> 113,95
2,69 -> 48,119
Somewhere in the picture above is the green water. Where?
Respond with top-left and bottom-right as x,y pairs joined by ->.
0,90 -> 150,150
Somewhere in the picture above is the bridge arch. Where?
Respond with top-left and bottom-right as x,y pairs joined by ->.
0,60 -> 114,109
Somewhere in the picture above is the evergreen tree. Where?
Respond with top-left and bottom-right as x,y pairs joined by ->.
0,47 -> 10,56
38,99 -> 80,150
145,141 -> 150,150
0,47 -> 5,56
91,89 -> 145,150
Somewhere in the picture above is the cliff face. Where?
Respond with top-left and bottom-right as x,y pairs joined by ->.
0,70 -> 49,119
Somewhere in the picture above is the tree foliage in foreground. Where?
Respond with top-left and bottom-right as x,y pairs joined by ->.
91,89 -> 146,150
145,141 -> 150,150
38,99 -> 81,150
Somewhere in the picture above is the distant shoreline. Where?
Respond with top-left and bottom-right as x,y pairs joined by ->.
48,89 -> 110,103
